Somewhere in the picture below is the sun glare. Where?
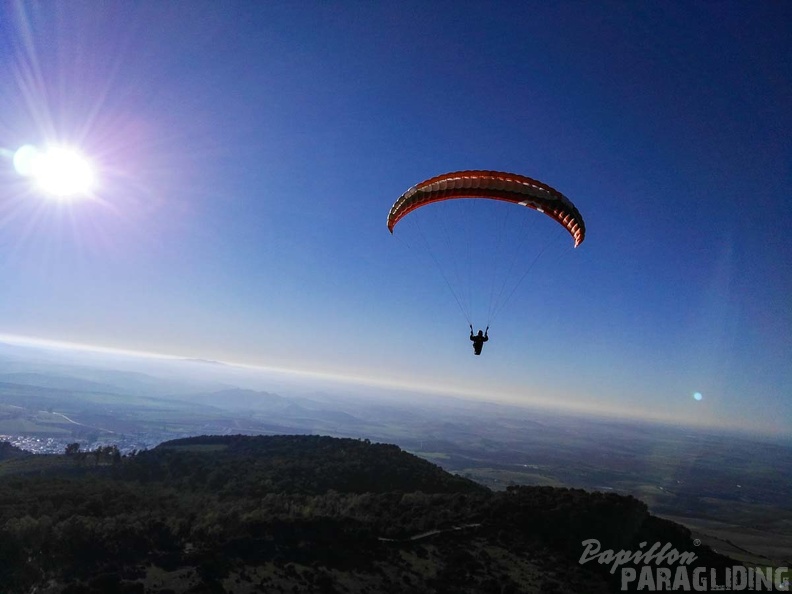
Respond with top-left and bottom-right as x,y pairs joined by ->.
14,144 -> 96,199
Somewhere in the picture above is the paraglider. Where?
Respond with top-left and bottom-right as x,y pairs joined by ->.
388,170 -> 585,353
470,325 -> 489,355
388,170 -> 585,246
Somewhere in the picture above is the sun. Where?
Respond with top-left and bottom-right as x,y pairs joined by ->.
14,144 -> 96,199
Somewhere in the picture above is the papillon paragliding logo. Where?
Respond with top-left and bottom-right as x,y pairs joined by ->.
579,538 -> 790,591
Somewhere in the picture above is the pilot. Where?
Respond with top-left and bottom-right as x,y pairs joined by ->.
469,325 -> 489,355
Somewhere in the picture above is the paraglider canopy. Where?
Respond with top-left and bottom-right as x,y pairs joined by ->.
387,170 -> 585,247
387,169 -> 586,329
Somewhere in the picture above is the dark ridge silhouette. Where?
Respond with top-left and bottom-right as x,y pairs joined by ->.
0,440 -> 29,461
0,434 -> 740,594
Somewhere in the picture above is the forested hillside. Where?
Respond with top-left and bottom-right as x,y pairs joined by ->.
0,435 -> 736,593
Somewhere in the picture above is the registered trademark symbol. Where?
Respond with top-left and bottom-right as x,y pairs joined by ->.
693,539 -> 701,546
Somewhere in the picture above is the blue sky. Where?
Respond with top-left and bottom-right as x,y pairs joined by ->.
0,1 -> 789,434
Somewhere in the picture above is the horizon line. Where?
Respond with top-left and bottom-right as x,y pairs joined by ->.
0,332 -> 782,439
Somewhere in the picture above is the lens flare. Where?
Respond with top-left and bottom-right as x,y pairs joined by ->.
693,392 -> 703,401
14,144 -> 96,199
13,144 -> 38,176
